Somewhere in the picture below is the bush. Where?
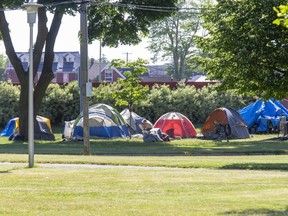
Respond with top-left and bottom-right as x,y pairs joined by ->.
40,82 -> 80,125
0,81 -> 19,126
0,81 -> 252,126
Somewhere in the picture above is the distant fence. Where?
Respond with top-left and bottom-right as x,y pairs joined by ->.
92,81 -> 220,89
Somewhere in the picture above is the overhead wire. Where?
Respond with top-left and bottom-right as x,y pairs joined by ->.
0,1 -> 214,14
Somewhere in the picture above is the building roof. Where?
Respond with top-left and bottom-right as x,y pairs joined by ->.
6,52 -> 80,73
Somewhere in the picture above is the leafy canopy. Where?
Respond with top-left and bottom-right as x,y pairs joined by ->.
88,0 -> 177,47
110,58 -> 149,109
273,3 -> 288,28
197,0 -> 288,99
148,0 -> 205,81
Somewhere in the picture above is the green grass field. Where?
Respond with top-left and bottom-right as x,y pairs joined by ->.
0,129 -> 287,215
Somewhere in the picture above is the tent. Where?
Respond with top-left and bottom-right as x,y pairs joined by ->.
64,103 -> 130,139
201,107 -> 250,140
120,108 -> 152,134
153,112 -> 197,138
0,116 -> 55,140
238,99 -> 288,133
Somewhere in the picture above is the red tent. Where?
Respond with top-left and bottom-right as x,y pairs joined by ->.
153,112 -> 197,138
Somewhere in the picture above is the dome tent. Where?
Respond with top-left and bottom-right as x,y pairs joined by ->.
0,116 -> 55,141
120,108 -> 153,134
153,112 -> 197,138
202,107 -> 250,140
64,103 -> 130,139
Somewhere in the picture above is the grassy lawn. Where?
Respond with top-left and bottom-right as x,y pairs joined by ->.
0,128 -> 288,215
0,163 -> 287,215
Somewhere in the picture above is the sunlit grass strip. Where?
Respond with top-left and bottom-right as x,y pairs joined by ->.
0,164 -> 287,215
0,154 -> 288,170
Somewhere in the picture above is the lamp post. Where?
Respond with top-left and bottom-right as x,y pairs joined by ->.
23,0 -> 42,168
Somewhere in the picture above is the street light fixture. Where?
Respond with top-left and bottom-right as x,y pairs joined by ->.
22,0 -> 42,168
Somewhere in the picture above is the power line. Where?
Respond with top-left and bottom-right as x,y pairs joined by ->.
0,1 -> 215,13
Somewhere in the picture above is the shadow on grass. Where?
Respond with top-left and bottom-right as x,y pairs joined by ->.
223,207 -> 288,215
0,137 -> 287,156
0,166 -> 24,174
221,163 -> 288,170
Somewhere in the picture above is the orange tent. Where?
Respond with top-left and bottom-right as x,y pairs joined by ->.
201,107 -> 250,140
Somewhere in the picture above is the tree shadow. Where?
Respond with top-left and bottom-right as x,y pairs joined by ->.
222,207 -> 288,215
0,165 -> 24,174
221,163 -> 288,170
0,137 -> 287,156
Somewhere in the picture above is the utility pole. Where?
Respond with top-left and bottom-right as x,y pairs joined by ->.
99,39 -> 102,82
80,1 -> 90,155
123,52 -> 132,62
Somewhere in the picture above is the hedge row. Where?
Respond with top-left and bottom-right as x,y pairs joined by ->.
0,81 -> 251,127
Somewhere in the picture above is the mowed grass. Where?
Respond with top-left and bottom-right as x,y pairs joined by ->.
0,128 -> 288,215
0,132 -> 287,156
0,163 -> 287,215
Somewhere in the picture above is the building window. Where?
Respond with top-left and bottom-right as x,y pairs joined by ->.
105,70 -> 113,82
63,73 -> 69,83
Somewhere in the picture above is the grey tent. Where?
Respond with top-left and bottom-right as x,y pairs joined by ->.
120,108 -> 152,134
201,107 -> 250,140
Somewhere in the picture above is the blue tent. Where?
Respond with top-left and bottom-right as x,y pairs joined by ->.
64,104 -> 130,140
238,99 -> 288,133
0,116 -> 55,140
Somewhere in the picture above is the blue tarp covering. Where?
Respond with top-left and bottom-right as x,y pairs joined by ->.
0,118 -> 17,136
238,99 -> 288,133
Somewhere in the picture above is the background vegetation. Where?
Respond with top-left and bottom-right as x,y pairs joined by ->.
0,81 -> 252,127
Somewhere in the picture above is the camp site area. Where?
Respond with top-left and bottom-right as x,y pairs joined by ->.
0,125 -> 288,215
1,101 -> 288,215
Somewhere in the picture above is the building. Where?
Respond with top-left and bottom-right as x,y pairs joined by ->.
88,61 -> 125,82
4,51 -> 80,84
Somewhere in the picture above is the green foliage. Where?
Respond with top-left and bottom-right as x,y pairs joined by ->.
88,0 -> 177,47
0,81 -> 251,126
0,82 -> 19,126
273,3 -> 288,28
39,81 -> 80,125
110,58 -> 149,110
90,82 -> 118,107
197,0 -> 288,100
0,54 -> 6,69
0,54 -> 6,81
148,0 -> 204,81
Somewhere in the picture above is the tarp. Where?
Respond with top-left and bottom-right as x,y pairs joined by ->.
120,108 -> 152,134
64,103 -> 130,139
0,116 -> 55,140
202,107 -> 250,140
238,99 -> 288,133
154,112 -> 197,138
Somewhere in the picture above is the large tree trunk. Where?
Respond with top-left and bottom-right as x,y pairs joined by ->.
0,7 -> 63,140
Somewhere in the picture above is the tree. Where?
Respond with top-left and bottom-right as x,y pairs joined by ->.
273,3 -> 288,28
0,0 -> 177,140
147,0 -> 204,81
0,53 -> 6,80
110,58 -> 149,138
197,0 -> 288,99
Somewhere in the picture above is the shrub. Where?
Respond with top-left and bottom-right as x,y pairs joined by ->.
0,81 -> 252,126
40,82 -> 80,125
0,81 -> 20,126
